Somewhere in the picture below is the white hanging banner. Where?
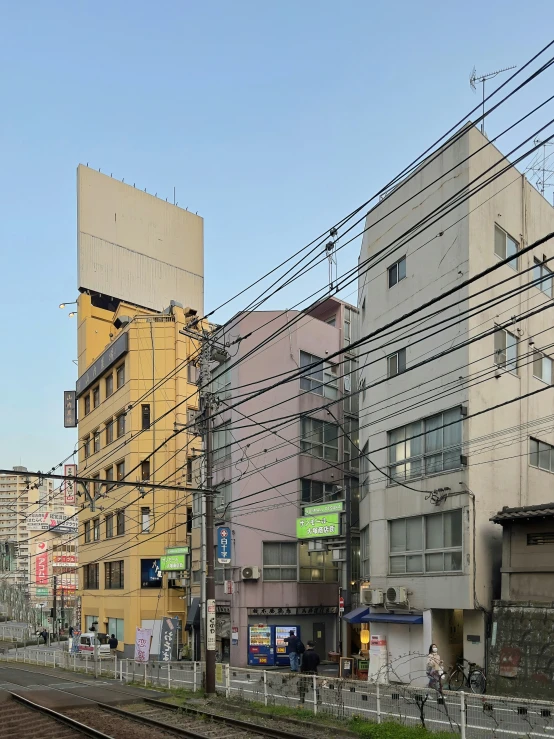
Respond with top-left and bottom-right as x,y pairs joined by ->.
134,627 -> 152,662
207,599 -> 216,651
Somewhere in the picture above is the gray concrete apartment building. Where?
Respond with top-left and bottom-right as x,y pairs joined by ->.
357,124 -> 554,685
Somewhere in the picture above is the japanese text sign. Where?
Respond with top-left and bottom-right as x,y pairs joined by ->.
217,526 -> 231,564
296,512 -> 340,539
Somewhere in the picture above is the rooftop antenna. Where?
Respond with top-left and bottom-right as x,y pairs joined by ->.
470,65 -> 516,134
530,137 -> 554,199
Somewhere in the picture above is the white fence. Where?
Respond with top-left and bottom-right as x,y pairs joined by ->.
2,650 -> 554,738
0,624 -> 32,641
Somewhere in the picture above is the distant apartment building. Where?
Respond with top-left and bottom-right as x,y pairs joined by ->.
0,466 -> 78,621
357,125 -> 554,684
190,298 -> 359,667
75,166 -> 204,656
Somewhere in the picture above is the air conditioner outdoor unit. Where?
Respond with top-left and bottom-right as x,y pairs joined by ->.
370,588 -> 384,605
386,585 -> 408,606
241,565 -> 261,581
360,586 -> 372,605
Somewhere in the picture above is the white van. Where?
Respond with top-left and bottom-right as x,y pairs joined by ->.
78,632 -> 111,657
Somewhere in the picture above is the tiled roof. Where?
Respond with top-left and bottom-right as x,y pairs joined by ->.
490,502 -> 554,523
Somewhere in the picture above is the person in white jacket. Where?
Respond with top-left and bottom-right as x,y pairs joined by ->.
426,643 -> 444,689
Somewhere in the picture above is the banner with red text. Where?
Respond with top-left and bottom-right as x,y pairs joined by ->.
64,464 -> 77,505
134,627 -> 152,662
35,541 -> 48,585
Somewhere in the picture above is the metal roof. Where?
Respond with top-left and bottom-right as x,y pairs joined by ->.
490,502 -> 554,524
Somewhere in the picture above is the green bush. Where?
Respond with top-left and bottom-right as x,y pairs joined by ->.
348,716 -> 456,738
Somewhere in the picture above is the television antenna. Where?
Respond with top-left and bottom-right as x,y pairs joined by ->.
530,137 -> 554,200
326,227 -> 338,293
469,65 -> 516,134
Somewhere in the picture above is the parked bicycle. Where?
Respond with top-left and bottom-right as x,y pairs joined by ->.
446,657 -> 486,694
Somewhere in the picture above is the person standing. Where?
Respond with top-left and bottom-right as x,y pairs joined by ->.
41,628 -> 48,645
299,641 -> 320,703
108,633 -> 119,656
426,643 -> 444,690
284,630 -> 302,672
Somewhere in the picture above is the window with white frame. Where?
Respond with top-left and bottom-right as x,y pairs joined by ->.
301,479 -> 341,504
360,526 -> 370,579
262,542 -> 297,581
389,510 -> 463,574
388,256 -> 406,288
300,417 -> 339,461
141,507 -> 151,533
107,617 -> 124,642
213,422 -> 231,464
494,328 -> 518,373
533,349 -> 553,384
299,546 -> 338,582
387,348 -> 406,378
344,307 -> 356,348
532,258 -> 553,297
343,358 -> 359,413
300,351 -> 338,399
494,224 -> 519,269
388,407 -> 462,481
530,437 -> 554,472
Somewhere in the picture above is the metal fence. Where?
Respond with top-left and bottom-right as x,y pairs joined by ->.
0,624 -> 32,641
2,650 -> 554,738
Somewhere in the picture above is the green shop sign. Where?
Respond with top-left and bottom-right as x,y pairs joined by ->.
160,554 -> 187,571
304,501 -> 344,516
165,546 -> 189,555
296,512 -> 340,539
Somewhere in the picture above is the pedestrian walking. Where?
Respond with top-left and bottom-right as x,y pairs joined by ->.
68,626 -> 74,637
108,633 -> 119,656
299,641 -> 320,703
41,628 -> 48,645
426,643 -> 444,690
284,629 -> 304,672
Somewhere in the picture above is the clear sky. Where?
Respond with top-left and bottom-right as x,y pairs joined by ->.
0,1 -> 552,471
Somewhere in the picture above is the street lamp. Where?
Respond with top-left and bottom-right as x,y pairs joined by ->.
59,301 -> 78,316
38,602 -> 46,628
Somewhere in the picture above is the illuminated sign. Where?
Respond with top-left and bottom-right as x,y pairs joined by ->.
160,554 -> 186,571
296,512 -> 340,539
303,501 -> 344,516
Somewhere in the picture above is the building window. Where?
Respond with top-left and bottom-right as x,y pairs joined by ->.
360,377 -> 367,403
105,373 -> 113,398
141,507 -> 151,533
213,483 -> 231,516
105,419 -> 114,445
116,364 -> 125,389
192,491 -> 202,529
213,422 -> 231,464
141,558 -> 162,588
530,437 -> 554,472
105,560 -> 124,589
141,404 -> 150,430
116,460 -> 125,481
343,358 -> 359,414
92,386 -> 100,409
361,526 -> 370,579
388,256 -> 406,288
301,479 -> 341,505
93,517 -> 100,541
388,407 -> 462,481
108,617 -> 124,642
532,258 -> 553,297
299,545 -> 338,582
141,460 -> 150,481
533,350 -> 552,384
84,520 -> 91,543
300,351 -> 339,399
105,513 -> 113,539
186,458 -> 193,484
84,394 -> 90,416
494,328 -> 518,373
389,510 -> 463,574
344,416 -> 359,471
117,414 -> 126,438
212,363 -> 231,399
92,474 -> 101,497
116,510 -> 125,536
262,542 -> 297,581
326,316 -> 336,328
387,348 -> 406,378
83,563 -> 99,589
105,466 -> 114,491
360,442 -> 370,499
93,430 -> 101,454
527,532 -> 554,545
494,224 -> 518,270
83,437 -> 90,459
300,417 -> 339,461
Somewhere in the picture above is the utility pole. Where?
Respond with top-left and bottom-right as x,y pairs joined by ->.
342,478 -> 352,658
52,575 -> 57,642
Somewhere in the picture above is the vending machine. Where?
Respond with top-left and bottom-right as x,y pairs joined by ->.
247,625 -> 300,666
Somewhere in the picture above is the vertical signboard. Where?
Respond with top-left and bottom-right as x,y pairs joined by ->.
64,464 -> 77,504
207,599 -> 216,651
134,627 -> 152,662
217,527 -> 232,564
159,616 -> 179,662
75,596 -> 82,632
35,542 -> 49,585
64,391 -> 77,428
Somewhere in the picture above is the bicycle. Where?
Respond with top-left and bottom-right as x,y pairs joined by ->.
447,657 -> 486,694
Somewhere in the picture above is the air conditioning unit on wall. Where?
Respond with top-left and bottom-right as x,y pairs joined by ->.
386,585 -> 408,607
361,587 -> 384,606
241,565 -> 261,581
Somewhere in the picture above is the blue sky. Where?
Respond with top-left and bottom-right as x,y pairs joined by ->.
0,1 -> 552,471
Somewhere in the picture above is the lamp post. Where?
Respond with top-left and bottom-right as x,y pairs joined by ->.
59,301 -> 77,317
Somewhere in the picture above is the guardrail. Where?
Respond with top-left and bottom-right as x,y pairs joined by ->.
2,650 -> 553,738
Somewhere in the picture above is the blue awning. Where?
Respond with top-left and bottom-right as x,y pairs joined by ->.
362,613 -> 423,625
342,606 -> 370,624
